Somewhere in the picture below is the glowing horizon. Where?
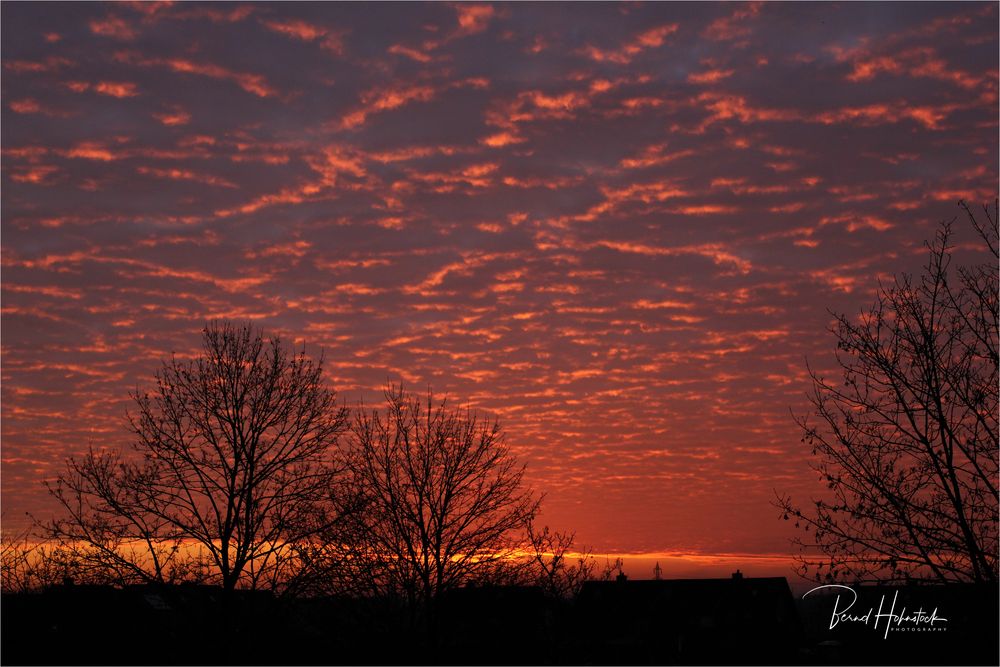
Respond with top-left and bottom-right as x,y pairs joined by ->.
0,531 -> 806,586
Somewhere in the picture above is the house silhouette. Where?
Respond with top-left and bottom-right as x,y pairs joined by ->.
572,572 -> 801,664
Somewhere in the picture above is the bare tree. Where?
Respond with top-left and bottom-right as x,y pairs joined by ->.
42,321 -> 347,592
777,201 -> 999,584
596,556 -> 625,581
336,385 -> 540,611
524,521 -> 596,599
43,448 -> 204,586
2,526 -> 173,591
264,493 -> 377,599
1,525 -> 44,593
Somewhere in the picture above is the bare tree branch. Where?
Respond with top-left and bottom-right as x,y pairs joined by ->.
776,201 -> 999,585
332,385 -> 541,619
40,321 -> 348,592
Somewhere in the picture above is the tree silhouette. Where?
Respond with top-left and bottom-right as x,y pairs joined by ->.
335,385 -> 540,614
777,201 -> 998,584
43,321 -> 347,592
0,525 -> 53,593
525,520 -> 596,599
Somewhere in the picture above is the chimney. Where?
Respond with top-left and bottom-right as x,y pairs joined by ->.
731,569 -> 743,581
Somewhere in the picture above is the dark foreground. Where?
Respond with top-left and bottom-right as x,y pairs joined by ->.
2,576 -> 997,665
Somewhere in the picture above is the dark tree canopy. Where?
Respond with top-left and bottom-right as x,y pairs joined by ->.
778,202 -> 999,584
43,321 -> 348,591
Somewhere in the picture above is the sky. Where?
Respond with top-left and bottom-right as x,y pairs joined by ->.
2,1 -> 998,578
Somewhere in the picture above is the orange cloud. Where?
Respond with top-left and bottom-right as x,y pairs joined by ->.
476,222 -> 505,233
809,267 -> 864,293
702,2 -> 763,41
620,144 -> 695,169
454,3 -> 495,36
3,146 -> 51,161
525,35 -> 547,54
480,131 -> 524,148
672,205 -> 739,215
482,85 -> 598,138
8,98 -> 42,114
820,213 -> 894,232
815,102 -> 954,129
842,45 -> 986,92
308,145 -> 368,184
178,135 -> 216,147
9,165 -> 60,184
114,52 -> 277,97
633,24 -> 679,50
614,96 -> 667,115
137,166 -> 237,188
632,299 -> 695,311
582,23 -> 678,64
169,4 -> 254,23
214,183 -> 322,218
4,56 -> 73,73
262,17 -> 325,41
385,4 -> 494,62
526,90 -> 589,112
846,55 -> 902,81
89,15 -> 137,40
909,54 -> 985,89
94,81 -> 140,97
260,17 -> 344,54
152,107 -> 191,126
711,178 -> 794,196
249,240 -> 312,259
388,44 -> 435,63
366,145 -> 441,163
595,240 -> 752,273
401,250 -> 509,295
696,92 -> 800,128
8,98 -> 71,117
215,144 -> 369,217
502,174 -> 583,190
769,202 -> 806,213
63,142 -> 119,161
406,162 -> 500,192
599,181 -> 689,207
120,1 -> 175,17
687,69 -> 735,85
339,84 -> 437,129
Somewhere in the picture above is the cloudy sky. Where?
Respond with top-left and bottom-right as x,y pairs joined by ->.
2,2 -> 997,571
